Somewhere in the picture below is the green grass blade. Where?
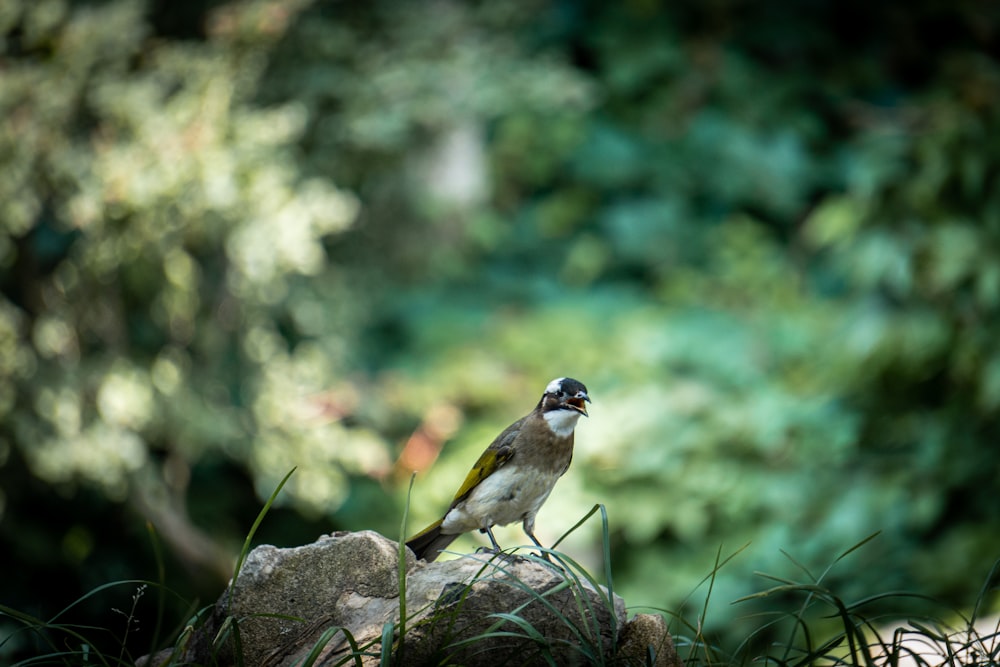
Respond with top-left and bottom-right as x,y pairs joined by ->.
227,467 -> 297,613
778,548 -> 818,584
834,531 -> 883,565
335,627 -> 364,667
488,612 -> 547,643
551,503 -> 601,550
144,521 -> 168,660
47,579 -> 164,624
670,541 -> 749,666
379,621 -> 395,667
596,504 -> 616,639
394,472 -> 416,667
299,626 -> 350,667
971,557 -> 1000,627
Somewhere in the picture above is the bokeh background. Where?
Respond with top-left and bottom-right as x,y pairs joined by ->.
2,0 -> 999,661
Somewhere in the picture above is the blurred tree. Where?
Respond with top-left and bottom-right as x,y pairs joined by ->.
0,0 -> 372,637
2,0 -> 999,659
0,0 -> 596,657
343,0 -> 1000,639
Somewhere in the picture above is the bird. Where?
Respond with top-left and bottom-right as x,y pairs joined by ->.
406,377 -> 591,562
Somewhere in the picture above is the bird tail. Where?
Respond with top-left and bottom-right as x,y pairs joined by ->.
405,519 -> 458,562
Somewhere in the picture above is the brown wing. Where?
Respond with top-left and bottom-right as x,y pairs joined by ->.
447,417 -> 524,509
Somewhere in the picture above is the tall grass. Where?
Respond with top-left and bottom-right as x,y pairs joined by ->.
660,533 -> 1000,667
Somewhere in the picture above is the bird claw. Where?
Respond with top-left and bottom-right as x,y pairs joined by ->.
475,546 -> 524,563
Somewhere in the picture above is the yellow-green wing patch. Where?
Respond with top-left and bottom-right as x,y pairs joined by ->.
449,446 -> 514,507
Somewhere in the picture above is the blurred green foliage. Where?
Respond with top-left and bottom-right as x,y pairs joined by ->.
2,0 -> 999,659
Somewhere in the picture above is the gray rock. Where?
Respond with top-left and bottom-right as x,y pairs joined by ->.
616,612 -> 684,667
140,530 -> 682,666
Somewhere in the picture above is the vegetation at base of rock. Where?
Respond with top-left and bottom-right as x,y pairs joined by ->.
2,493 -> 997,665
5,543 -> 998,665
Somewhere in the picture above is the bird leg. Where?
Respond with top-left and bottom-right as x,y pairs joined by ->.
524,529 -> 552,562
476,527 -> 532,563
476,526 -> 504,555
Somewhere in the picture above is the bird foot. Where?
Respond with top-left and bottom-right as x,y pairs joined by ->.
474,546 -> 524,563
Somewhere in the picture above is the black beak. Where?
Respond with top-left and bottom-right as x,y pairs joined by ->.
567,391 -> 590,417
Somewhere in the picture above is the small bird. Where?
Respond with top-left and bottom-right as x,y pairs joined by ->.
406,377 -> 591,561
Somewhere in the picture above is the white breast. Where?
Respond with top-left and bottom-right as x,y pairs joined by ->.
441,464 -> 562,534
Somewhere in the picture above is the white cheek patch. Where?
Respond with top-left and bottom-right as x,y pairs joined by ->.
545,378 -> 565,395
543,409 -> 581,437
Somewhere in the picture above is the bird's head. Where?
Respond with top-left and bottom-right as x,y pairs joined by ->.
539,377 -> 590,418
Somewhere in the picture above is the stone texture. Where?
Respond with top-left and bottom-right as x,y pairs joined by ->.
617,612 -> 684,667
140,531 -> 683,667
